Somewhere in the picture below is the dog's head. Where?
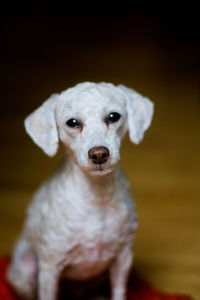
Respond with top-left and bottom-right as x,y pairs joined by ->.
25,82 -> 154,176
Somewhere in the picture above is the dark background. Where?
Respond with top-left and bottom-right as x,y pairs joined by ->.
1,5 -> 199,115
0,4 -> 200,298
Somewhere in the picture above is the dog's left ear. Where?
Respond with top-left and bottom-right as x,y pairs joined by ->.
24,94 -> 59,157
118,85 -> 154,144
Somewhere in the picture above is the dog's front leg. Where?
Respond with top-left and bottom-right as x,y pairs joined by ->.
38,260 -> 60,300
109,245 -> 133,300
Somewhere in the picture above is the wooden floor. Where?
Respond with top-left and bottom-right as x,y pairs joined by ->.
0,10 -> 199,299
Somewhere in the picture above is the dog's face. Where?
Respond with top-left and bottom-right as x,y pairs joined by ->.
56,83 -> 127,175
25,82 -> 154,176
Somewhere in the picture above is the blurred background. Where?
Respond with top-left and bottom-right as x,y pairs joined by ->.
0,4 -> 199,299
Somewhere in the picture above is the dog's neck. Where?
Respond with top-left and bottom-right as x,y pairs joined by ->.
63,158 -> 120,205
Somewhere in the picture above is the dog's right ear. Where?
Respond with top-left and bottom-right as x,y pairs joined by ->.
24,94 -> 59,157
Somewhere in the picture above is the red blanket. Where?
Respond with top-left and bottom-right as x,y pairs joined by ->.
0,258 -> 192,300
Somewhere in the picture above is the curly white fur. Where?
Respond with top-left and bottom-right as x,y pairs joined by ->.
7,82 -> 154,300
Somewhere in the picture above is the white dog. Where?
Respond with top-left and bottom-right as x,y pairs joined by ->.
7,82 -> 154,300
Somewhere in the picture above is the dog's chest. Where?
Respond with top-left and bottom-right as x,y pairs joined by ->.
61,202 -> 133,280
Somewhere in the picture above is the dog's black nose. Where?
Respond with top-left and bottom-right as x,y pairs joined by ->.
88,147 -> 110,164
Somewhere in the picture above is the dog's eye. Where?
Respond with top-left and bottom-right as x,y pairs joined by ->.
105,112 -> 121,125
66,119 -> 81,128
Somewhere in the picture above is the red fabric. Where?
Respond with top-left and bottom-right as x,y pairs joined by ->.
0,257 -> 192,300
0,258 -> 20,300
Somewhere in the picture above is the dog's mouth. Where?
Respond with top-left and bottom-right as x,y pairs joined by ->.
94,163 -> 107,171
86,160 -> 117,176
